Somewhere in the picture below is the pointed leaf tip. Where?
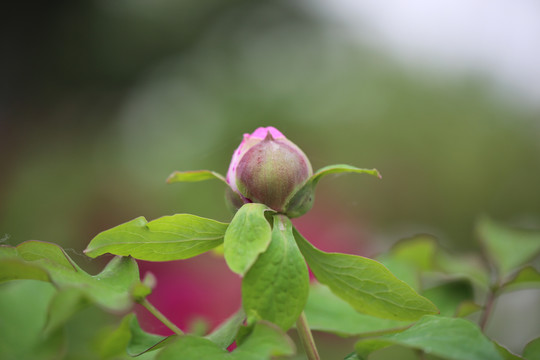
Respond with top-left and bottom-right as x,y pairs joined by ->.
166,170 -> 227,185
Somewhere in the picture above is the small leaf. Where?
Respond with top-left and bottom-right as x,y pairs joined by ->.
294,228 -> 438,321
421,280 -> 475,317
85,215 -> 228,261
436,251 -> 490,288
524,337 -> 540,360
0,241 -> 140,312
455,301 -> 483,318
233,321 -> 295,359
355,315 -> 504,360
127,314 -> 171,356
242,215 -> 309,330
224,203 -> 273,275
156,322 -> 294,360
311,164 -> 382,183
96,315 -> 132,359
477,216 -> 540,277
304,283 -> 411,336
500,266 -> 540,293
286,164 -> 381,218
167,170 -> 227,184
205,308 -> 246,349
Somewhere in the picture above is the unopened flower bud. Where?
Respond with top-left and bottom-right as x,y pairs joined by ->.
226,127 -> 313,215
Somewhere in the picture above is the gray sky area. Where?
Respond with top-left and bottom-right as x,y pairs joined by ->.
310,0 -> 540,107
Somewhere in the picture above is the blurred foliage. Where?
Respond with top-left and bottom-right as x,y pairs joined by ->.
1,0 -> 539,359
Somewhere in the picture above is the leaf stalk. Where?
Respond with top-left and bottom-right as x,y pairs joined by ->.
296,311 -> 320,360
139,298 -> 184,336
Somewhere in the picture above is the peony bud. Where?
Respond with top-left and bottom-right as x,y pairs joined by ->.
226,127 -> 313,215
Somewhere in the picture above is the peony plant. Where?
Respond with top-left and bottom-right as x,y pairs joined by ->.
1,127 -> 539,360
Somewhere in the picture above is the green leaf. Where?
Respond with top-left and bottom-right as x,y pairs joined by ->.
304,283 -> 411,336
286,164 -> 381,218
85,214 -> 228,261
0,240 -> 140,312
206,308 -> 246,349
0,281 -> 64,360
477,216 -> 540,277
455,301 -> 483,318
376,256 -> 420,290
311,164 -> 382,184
95,314 -> 133,359
524,337 -> 540,360
421,280 -> 475,317
43,288 -> 89,335
500,266 -> 540,293
156,322 -> 295,360
355,315 -> 504,360
0,258 -> 50,282
224,203 -> 273,275
436,250 -> 490,289
242,215 -> 309,330
167,170 -> 227,184
493,341 -> 525,360
127,314 -> 171,356
387,235 -> 437,271
294,228 -> 438,321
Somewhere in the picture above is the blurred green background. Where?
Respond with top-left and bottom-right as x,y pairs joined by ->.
1,0 -> 539,358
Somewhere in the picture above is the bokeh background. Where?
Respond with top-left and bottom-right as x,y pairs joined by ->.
2,0 -> 540,358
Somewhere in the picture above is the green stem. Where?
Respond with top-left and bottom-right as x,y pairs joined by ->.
296,311 -> 320,360
139,298 -> 184,336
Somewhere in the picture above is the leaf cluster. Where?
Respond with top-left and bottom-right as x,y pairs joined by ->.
1,166 -> 539,359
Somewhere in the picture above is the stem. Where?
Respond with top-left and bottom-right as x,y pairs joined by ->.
296,311 -> 320,360
139,298 -> 184,336
479,290 -> 496,331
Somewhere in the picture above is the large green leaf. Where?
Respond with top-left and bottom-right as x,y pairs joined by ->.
355,315 -> 504,360
166,170 -> 227,184
224,203 -> 273,275
85,214 -> 228,261
294,229 -> 438,321
477,216 -> 540,277
156,322 -> 295,360
242,215 -> 309,330
304,283 -> 411,336
0,240 -> 140,312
